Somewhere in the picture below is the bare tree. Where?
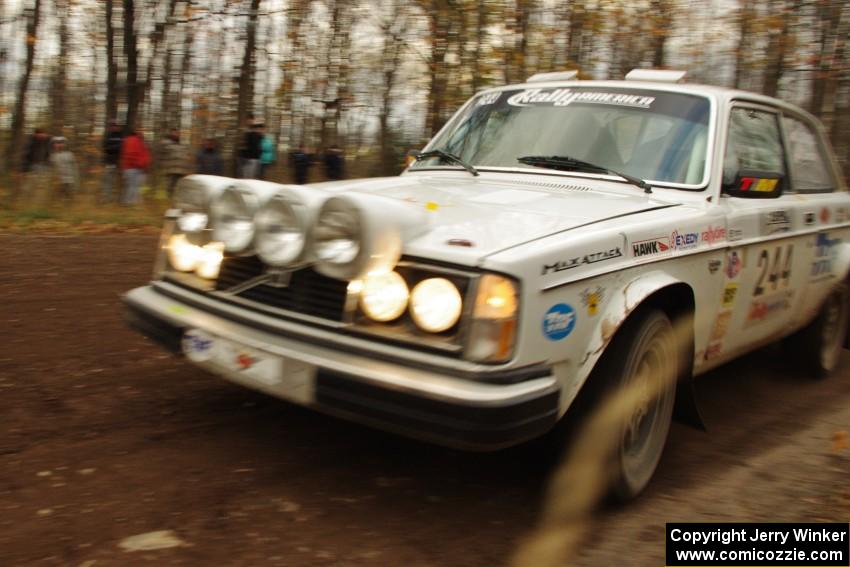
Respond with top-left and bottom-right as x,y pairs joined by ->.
5,0 -> 42,171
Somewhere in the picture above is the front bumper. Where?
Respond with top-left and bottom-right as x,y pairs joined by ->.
124,283 -> 560,450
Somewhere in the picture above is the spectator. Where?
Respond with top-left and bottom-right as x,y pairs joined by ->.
49,137 -> 79,206
196,138 -> 224,176
291,145 -> 311,185
120,129 -> 151,206
323,146 -> 345,181
159,128 -> 191,199
100,121 -> 123,204
23,128 -> 51,172
260,128 -> 275,180
237,113 -> 255,177
20,128 -> 51,204
241,123 -> 264,179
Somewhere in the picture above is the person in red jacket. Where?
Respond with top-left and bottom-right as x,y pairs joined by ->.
120,129 -> 151,206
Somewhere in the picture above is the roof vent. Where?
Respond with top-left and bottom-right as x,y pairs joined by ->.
526,70 -> 579,83
625,69 -> 687,83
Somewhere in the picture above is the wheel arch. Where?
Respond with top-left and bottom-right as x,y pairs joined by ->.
570,272 -> 703,428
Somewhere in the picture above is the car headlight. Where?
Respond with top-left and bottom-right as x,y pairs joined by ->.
167,233 -> 201,272
409,278 -> 463,333
210,186 -> 258,253
166,234 -> 224,280
466,274 -> 519,362
254,194 -> 310,266
360,271 -> 409,322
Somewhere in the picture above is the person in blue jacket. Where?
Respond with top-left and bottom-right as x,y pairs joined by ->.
259,125 -> 275,180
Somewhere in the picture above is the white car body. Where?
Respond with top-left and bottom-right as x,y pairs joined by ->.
125,76 -> 850,456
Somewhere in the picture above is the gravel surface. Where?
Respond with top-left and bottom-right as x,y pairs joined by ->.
1,234 -> 847,566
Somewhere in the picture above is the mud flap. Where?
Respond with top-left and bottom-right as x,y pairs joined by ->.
673,373 -> 706,431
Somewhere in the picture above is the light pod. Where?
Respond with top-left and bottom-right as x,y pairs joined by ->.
312,193 -> 429,281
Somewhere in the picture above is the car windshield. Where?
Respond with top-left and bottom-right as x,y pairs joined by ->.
411,86 -> 712,186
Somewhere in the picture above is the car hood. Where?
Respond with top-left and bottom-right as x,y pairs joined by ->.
310,173 -> 679,264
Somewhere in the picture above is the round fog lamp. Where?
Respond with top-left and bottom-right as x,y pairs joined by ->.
255,197 -> 307,266
410,278 -> 462,333
211,187 -> 257,253
360,271 -> 409,322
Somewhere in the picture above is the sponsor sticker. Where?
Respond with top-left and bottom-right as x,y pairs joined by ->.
708,259 -> 722,274
760,210 -> 792,235
820,207 -> 831,224
811,232 -> 840,280
182,330 -> 215,363
725,250 -> 743,279
543,303 -> 577,340
745,290 -> 794,326
581,287 -> 604,316
710,311 -> 732,341
476,92 -> 500,106
722,283 -> 738,308
506,88 -> 655,109
804,212 -> 816,226
541,247 -> 622,275
701,226 -> 727,246
631,237 -> 671,257
671,229 -> 700,250
727,228 -> 744,242
704,341 -> 723,361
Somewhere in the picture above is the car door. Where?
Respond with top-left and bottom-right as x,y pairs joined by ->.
705,103 -> 809,365
779,111 -> 850,325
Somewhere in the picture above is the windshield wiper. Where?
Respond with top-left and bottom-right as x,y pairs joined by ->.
517,155 -> 652,194
413,149 -> 479,177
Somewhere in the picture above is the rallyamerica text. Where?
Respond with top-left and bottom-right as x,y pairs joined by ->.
670,527 -> 848,546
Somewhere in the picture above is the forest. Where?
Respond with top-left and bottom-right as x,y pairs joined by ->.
0,0 -> 847,188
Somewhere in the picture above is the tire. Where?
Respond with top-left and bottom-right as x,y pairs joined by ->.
578,309 -> 679,501
785,282 -> 849,379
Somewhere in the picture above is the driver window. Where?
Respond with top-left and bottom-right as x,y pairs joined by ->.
723,107 -> 785,186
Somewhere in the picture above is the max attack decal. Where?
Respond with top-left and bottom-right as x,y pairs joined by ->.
581,287 -> 604,316
541,247 -> 622,275
543,304 -> 577,340
631,237 -> 670,257
507,88 -> 655,109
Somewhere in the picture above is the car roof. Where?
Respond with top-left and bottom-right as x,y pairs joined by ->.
479,79 -> 817,123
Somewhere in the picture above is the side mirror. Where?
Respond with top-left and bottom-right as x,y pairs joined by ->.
722,169 -> 784,198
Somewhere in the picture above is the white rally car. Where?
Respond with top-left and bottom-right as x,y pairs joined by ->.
124,69 -> 850,499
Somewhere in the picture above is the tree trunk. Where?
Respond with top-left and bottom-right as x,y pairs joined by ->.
123,0 -> 139,130
105,0 -> 118,125
566,0 -> 585,68
5,0 -> 42,171
762,0 -> 790,97
425,0 -> 449,138
52,0 -> 69,134
233,0 -> 262,175
734,0 -> 753,89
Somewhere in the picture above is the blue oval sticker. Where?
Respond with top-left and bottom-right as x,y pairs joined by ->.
543,303 -> 576,340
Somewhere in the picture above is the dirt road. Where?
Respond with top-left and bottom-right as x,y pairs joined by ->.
1,234 -> 848,566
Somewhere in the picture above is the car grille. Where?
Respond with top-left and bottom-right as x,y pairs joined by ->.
214,255 -> 349,322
